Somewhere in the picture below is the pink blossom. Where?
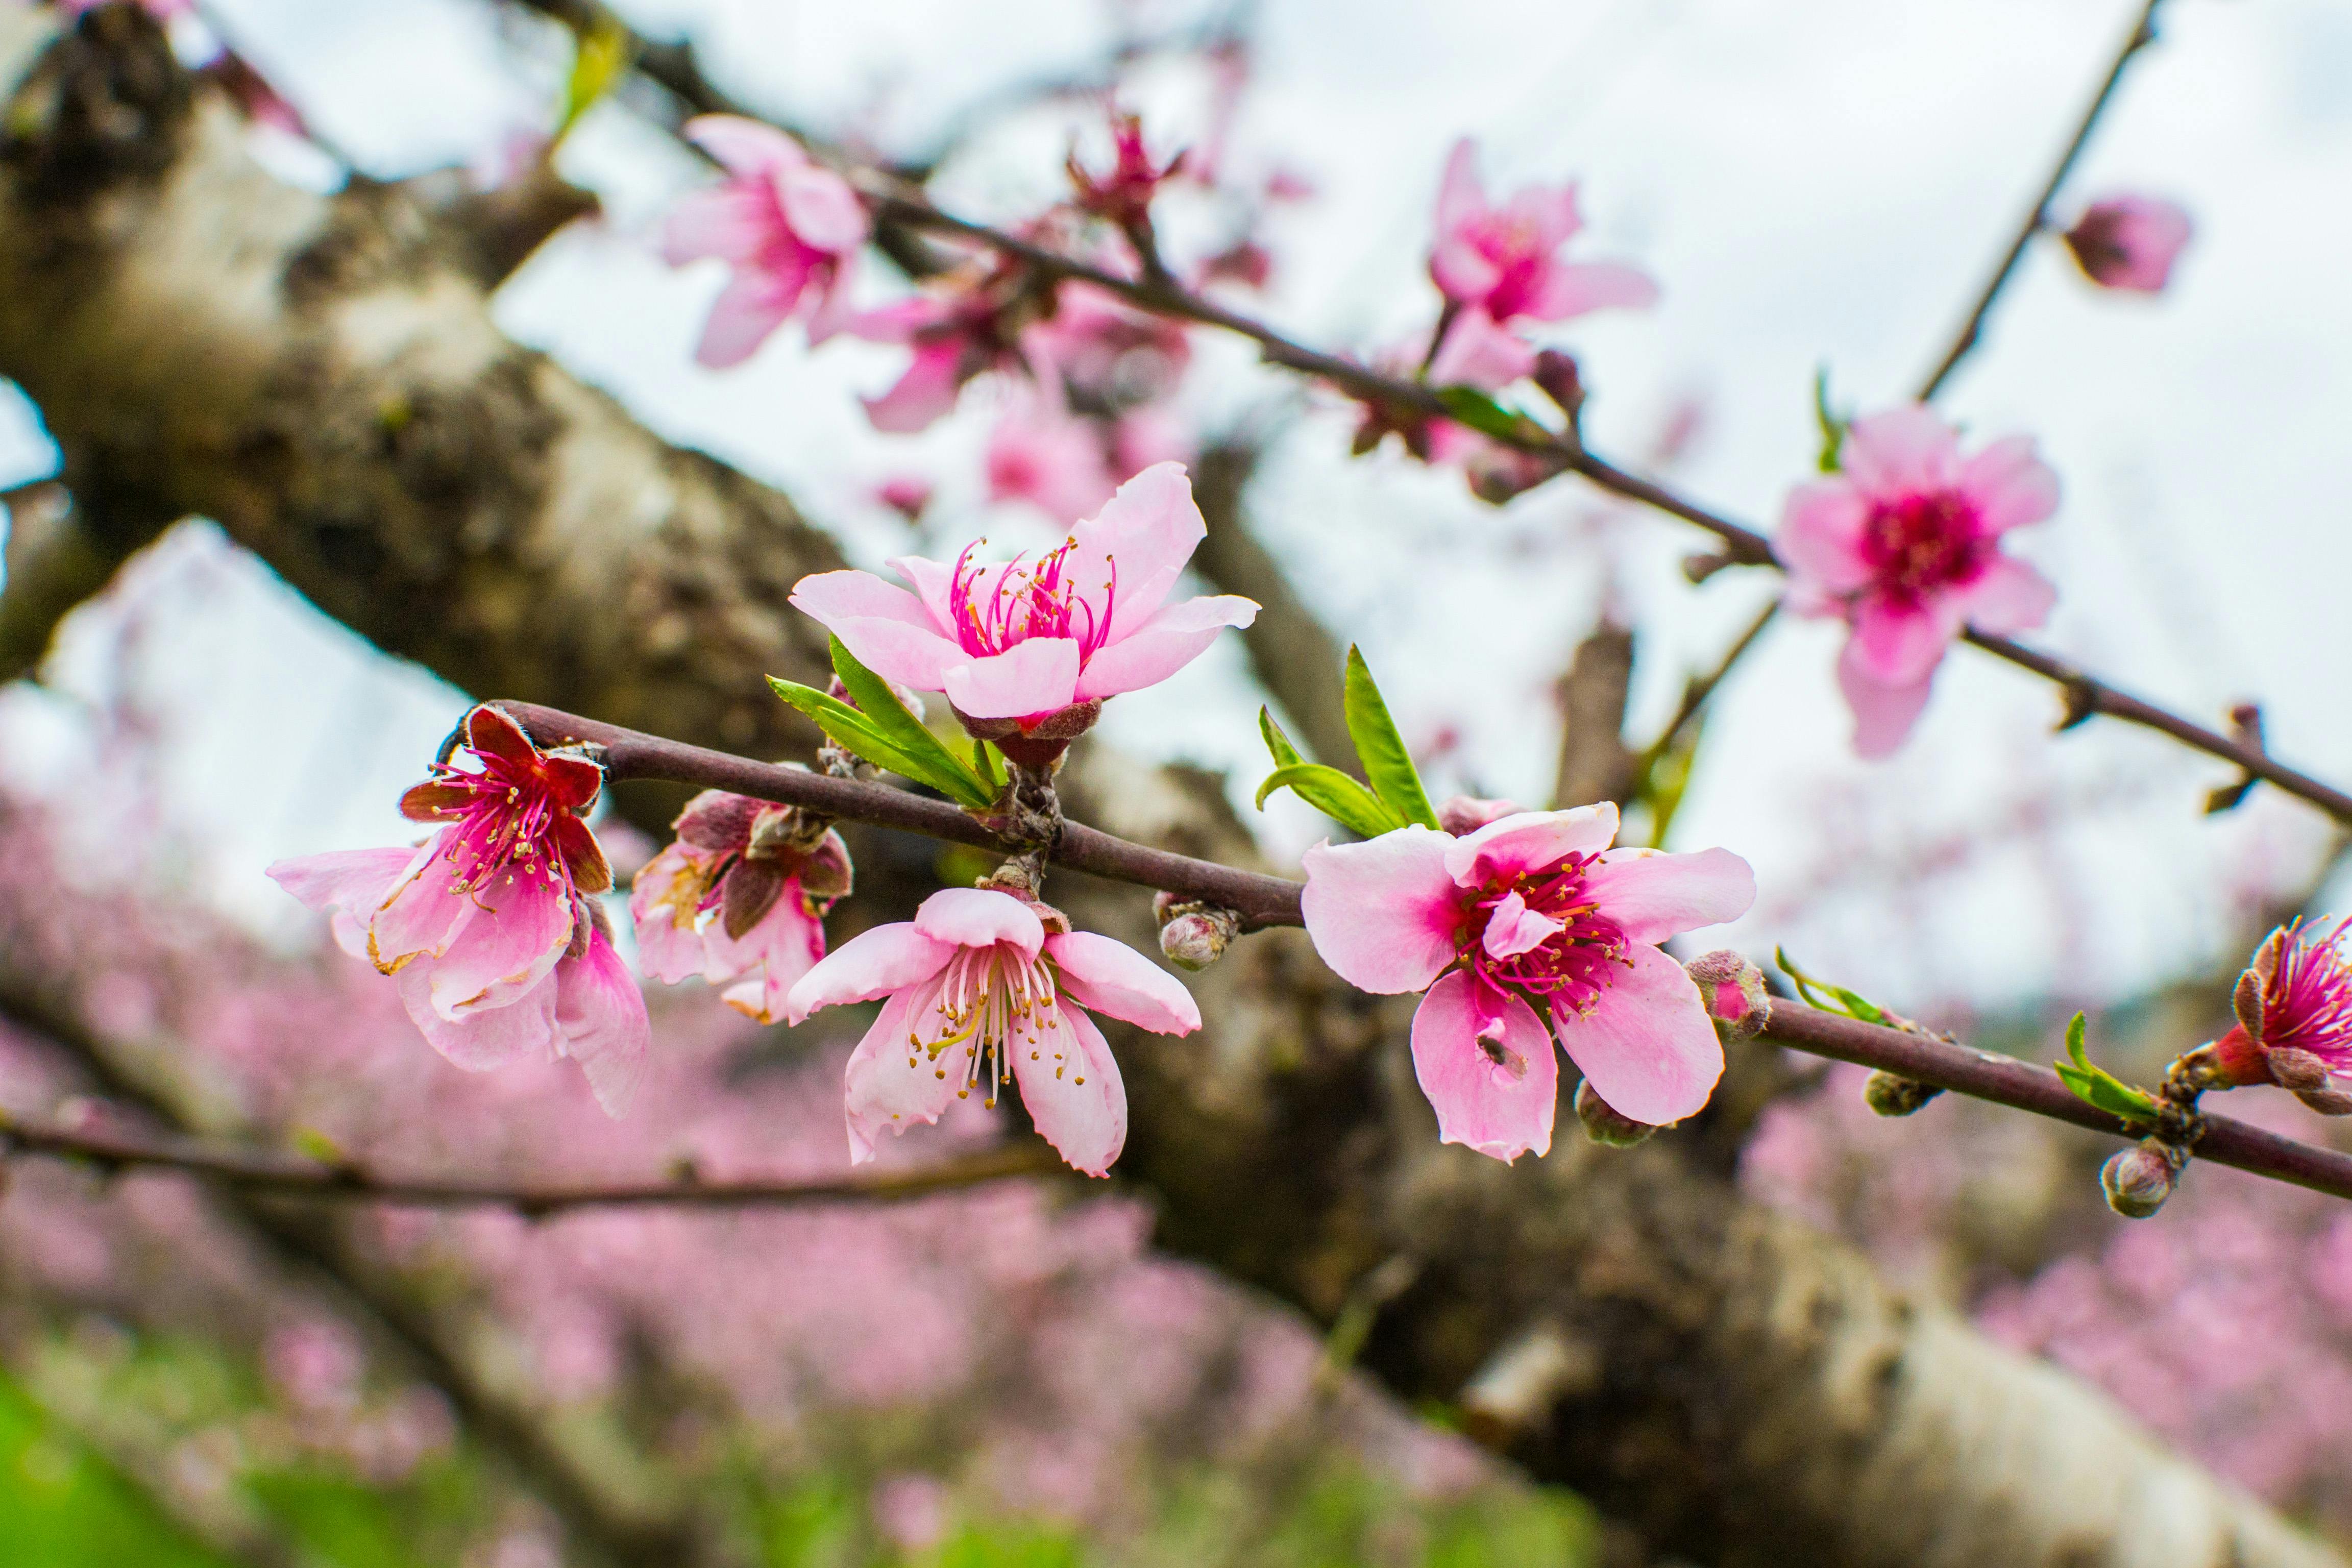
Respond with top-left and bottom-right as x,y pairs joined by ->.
1777,404 -> 2060,758
850,286 -> 1020,433
2063,195 -> 2192,294
1425,137 -> 1657,387
1022,282 -> 1191,409
629,790 -> 849,1025
788,462 -> 1257,739
1300,801 -> 1754,1160
2210,918 -> 2352,1089
873,475 -> 935,521
663,115 -> 869,369
783,886 -> 1201,1175
1067,109 -> 1184,234
984,390 -> 1116,522
266,704 -> 648,1115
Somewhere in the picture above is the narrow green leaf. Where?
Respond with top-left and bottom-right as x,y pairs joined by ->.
972,738 -> 1006,793
2054,1061 -> 2159,1122
1813,365 -> 1848,473
768,677 -> 992,805
1433,385 -> 1539,444
1776,946 -> 1833,1011
1260,705 -> 1308,769
556,17 -> 631,139
827,636 -> 998,807
1341,647 -> 1439,829
1255,763 -> 1405,841
1828,985 -> 1891,1027
2064,1011 -> 2089,1070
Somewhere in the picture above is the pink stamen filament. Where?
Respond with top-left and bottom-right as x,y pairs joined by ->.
434,749 -> 572,898
947,537 -> 1118,662
1458,852 -> 1630,1019
2269,918 -> 2352,1065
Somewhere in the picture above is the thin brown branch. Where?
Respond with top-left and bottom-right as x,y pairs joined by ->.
1635,599 -> 1778,774
0,1113 -> 1058,1210
506,701 -> 2352,1204
1915,0 -> 2167,401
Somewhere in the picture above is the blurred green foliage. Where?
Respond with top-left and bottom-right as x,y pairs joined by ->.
0,1369 -> 231,1567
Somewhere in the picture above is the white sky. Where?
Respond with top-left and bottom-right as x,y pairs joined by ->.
4,0 -> 2349,1022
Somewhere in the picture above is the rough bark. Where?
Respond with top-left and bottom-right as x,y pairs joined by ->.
0,14 -> 2338,1568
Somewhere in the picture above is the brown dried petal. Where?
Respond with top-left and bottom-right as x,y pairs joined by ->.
795,831 -> 854,900
721,859 -> 788,941
2233,966 -> 2267,1044
2265,1046 -> 2332,1092
553,814 -> 612,895
399,780 -> 473,823
674,790 -> 761,852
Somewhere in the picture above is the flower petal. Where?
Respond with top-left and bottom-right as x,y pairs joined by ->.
913,887 -> 1043,956
1956,553 -> 2056,636
1061,460 -> 1206,639
1481,889 -> 1562,960
693,268 -> 799,369
1840,404 -> 1962,496
1554,944 -> 1722,1126
842,985 -> 961,1164
1836,639 -> 1937,760
1848,593 -> 1954,689
1426,307 -> 1536,391
1444,804 -> 1619,887
1070,593 -> 1257,702
1776,480 -> 1873,597
791,568 -> 944,636
556,926 -> 650,1118
367,838 -> 476,971
425,871 -> 575,1020
395,961 -> 555,1072
269,848 -> 412,925
1300,827 -> 1462,993
1014,1002 -> 1127,1177
1958,434 -> 2060,534
1045,932 -> 1200,1035
1410,970 -> 1557,1162
785,920 -> 951,1024
704,882 -> 829,1024
862,339 -> 968,433
1583,846 -> 1756,944
682,113 -> 797,176
774,160 -> 869,253
941,639 -> 1082,720
660,182 -> 774,268
627,843 -> 718,985
1524,260 -> 1658,322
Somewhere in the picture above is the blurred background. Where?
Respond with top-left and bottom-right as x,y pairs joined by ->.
2,0 -> 2350,1563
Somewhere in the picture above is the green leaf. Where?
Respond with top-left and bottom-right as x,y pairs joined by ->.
971,738 -> 1006,793
1813,365 -> 1848,473
2052,1013 -> 2160,1121
1433,385 -> 1540,445
1827,985 -> 1890,1027
768,676 -> 996,809
1341,647 -> 1439,829
556,16 -> 631,139
1259,705 -> 1308,769
827,636 -> 999,808
1774,948 -> 1893,1025
1255,763 -> 1405,840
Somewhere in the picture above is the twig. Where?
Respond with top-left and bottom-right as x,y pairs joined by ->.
1637,599 -> 1778,775
507,702 -> 2352,1204
0,1114 -> 1059,1211
1915,0 -> 2167,401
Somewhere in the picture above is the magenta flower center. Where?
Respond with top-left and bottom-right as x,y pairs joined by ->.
435,751 -> 569,897
947,538 -> 1117,660
1857,490 -> 1987,607
1465,216 -> 1548,320
2265,921 -> 2352,1067
1459,853 -> 1630,1015
911,944 -> 1074,1108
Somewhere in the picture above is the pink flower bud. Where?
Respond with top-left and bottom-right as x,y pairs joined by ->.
1435,794 -> 1523,835
1574,1079 -> 1656,1147
1684,950 -> 1767,1042
2062,195 -> 2191,294
1160,911 -> 1236,971
2100,1141 -> 2182,1219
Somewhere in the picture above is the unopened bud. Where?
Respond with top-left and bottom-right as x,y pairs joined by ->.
2100,1140 -> 2182,1219
1574,1080 -> 1656,1147
1863,1070 -> 1944,1117
2264,1046 -> 2332,1092
1684,950 -> 1768,1042
2297,1086 -> 2352,1117
1153,894 -> 1239,970
1530,349 -> 1585,426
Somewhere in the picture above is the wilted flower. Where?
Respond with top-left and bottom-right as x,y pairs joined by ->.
629,790 -> 850,1025
663,115 -> 868,368
789,462 -> 1257,755
266,705 -> 648,1115
1301,801 -> 1754,1162
783,887 -> 1201,1174
1778,404 -> 2060,757
2062,195 -> 2192,294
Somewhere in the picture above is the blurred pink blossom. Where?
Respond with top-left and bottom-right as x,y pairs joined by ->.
1301,802 -> 1753,1156
2063,195 -> 2191,293
985,391 -> 1117,522
664,115 -> 868,368
1778,404 -> 2060,758
874,474 -> 935,521
785,886 -> 1200,1175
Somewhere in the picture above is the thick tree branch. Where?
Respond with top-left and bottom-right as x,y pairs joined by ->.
2,19 -> 2338,1565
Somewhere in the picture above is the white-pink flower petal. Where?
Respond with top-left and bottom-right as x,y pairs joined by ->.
785,920 -> 951,1024
912,887 -> 1044,956
1012,1002 -> 1127,1178
1300,827 -> 1462,994
1553,944 -> 1723,1128
1410,970 -> 1557,1163
1046,932 -> 1200,1035
1584,847 -> 1755,946
1443,804 -> 1620,887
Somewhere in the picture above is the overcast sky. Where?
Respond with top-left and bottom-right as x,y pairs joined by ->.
4,0 -> 2348,1026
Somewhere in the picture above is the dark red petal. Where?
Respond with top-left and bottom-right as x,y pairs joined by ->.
675,791 -> 761,852
399,780 -> 474,822
554,814 -> 613,895
541,753 -> 605,812
721,859 -> 787,940
464,704 -> 539,766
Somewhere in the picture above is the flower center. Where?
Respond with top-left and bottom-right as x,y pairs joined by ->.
1857,491 -> 1985,607
436,751 -> 567,897
946,537 -> 1118,660
909,944 -> 1075,1108
2267,919 -> 2352,1065
1460,852 -> 1629,1015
